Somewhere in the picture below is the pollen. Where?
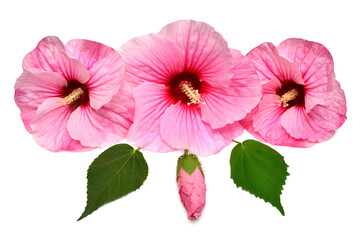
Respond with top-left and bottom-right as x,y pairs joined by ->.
180,81 -> 205,106
60,88 -> 84,106
278,88 -> 298,107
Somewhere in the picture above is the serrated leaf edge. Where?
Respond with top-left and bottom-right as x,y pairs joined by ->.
231,142 -> 289,216
78,147 -> 148,221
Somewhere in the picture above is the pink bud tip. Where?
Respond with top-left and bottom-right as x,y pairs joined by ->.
177,167 -> 206,220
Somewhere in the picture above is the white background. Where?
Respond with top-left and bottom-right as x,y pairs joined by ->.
1,0 -> 359,239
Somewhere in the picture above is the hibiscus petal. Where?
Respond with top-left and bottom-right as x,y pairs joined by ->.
307,75 -> 346,132
277,38 -> 334,89
304,90 -> 327,112
281,106 -> 334,142
23,36 -> 90,83
66,39 -> 125,110
14,71 -> 67,133
30,98 -> 88,152
120,34 -> 184,87
326,75 -> 347,115
159,20 -> 233,88
200,49 -> 262,128
239,106 -> 267,143
67,90 -> 134,148
253,95 -> 286,141
252,95 -> 314,147
126,82 -> 175,152
262,77 -> 282,95
160,103 -> 243,156
308,105 -> 346,132
246,42 -> 304,85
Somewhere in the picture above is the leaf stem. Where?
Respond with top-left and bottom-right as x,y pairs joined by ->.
184,149 -> 189,156
134,147 -> 141,152
232,140 -> 241,144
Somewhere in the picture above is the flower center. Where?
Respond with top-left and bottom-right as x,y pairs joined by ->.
61,88 -> 84,105
276,81 -> 305,108
60,80 -> 89,109
168,72 -> 204,105
180,81 -> 205,105
278,89 -> 298,107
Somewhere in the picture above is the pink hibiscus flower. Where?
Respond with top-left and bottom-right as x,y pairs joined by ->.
120,20 -> 262,156
241,38 -> 347,147
14,36 -> 134,151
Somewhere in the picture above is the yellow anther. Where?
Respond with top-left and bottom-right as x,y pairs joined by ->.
180,81 -> 205,105
60,88 -> 84,106
278,89 -> 298,107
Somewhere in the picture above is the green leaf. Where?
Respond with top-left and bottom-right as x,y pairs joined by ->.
230,140 -> 289,215
78,144 -> 148,221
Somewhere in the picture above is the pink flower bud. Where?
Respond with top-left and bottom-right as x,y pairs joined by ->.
177,167 -> 206,220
